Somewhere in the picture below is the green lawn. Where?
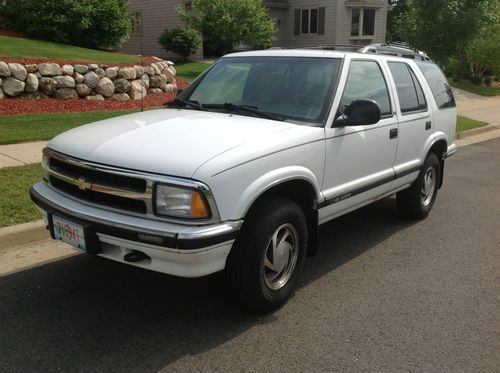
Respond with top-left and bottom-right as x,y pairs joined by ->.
0,163 -> 43,227
451,80 -> 500,97
175,61 -> 212,82
0,110 -> 137,145
456,115 -> 489,133
0,35 -> 140,64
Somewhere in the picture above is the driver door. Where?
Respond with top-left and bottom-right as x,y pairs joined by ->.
320,57 -> 399,224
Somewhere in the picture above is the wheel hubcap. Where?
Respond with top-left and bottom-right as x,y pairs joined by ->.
263,223 -> 299,290
421,166 -> 436,207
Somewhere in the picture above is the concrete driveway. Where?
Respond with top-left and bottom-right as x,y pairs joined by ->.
453,88 -> 500,125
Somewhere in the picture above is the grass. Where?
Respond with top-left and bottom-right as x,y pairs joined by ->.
456,115 -> 489,133
0,35 -> 140,64
0,110 -> 138,145
175,61 -> 212,82
0,163 -> 43,227
450,80 -> 500,96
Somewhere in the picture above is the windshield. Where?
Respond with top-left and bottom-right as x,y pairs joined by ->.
184,57 -> 341,124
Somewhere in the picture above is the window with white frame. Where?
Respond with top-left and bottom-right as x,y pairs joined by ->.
351,8 -> 376,37
294,8 -> 325,35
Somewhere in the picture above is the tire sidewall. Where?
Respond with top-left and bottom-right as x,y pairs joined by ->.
418,153 -> 441,214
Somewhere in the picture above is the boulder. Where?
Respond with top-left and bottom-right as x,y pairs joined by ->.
95,77 -> 114,97
0,77 -> 2,86
74,72 -> 84,84
74,65 -> 89,74
105,67 -> 118,79
166,60 -> 175,66
0,87 -> 4,99
25,64 -> 38,73
2,77 -> 25,96
149,75 -> 162,88
54,88 -> 78,100
54,75 -> 75,88
76,84 -> 92,97
8,63 -> 27,81
118,67 -> 136,80
110,93 -> 130,100
144,66 -> 155,76
85,94 -> 105,101
147,88 -> 163,95
38,63 -> 62,76
21,91 -> 48,100
35,72 -> 42,79
88,64 -> 99,70
95,68 -> 106,79
129,80 -> 146,100
134,65 -> 144,76
152,64 -> 161,75
114,78 -> 131,93
39,77 -> 58,95
165,83 -> 177,92
25,73 -> 39,92
62,64 -> 74,76
0,62 -> 10,77
159,75 -> 169,91
141,74 -> 150,89
83,71 -> 100,89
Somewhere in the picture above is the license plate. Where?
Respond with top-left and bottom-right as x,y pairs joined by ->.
52,215 -> 87,251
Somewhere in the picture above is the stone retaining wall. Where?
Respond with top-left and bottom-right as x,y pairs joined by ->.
0,59 -> 177,101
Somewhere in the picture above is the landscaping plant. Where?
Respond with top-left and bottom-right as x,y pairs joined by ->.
159,27 -> 201,61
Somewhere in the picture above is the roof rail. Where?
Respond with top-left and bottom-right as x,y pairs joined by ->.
269,44 -> 360,51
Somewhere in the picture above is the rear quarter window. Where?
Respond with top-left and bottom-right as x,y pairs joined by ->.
415,62 -> 456,109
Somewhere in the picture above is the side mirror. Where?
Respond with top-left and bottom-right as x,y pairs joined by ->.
334,99 -> 381,127
176,88 -> 184,97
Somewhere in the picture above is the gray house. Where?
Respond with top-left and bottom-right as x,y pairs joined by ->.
120,0 -> 388,59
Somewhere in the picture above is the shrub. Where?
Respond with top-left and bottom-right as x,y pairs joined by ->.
495,76 -> 500,82
484,76 -> 492,86
159,27 -> 201,61
470,75 -> 482,86
0,0 -> 131,49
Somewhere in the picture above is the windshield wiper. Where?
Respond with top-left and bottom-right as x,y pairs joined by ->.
166,98 -> 206,111
205,103 -> 284,121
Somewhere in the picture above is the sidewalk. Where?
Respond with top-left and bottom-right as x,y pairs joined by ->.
0,141 -> 46,168
453,88 -> 500,125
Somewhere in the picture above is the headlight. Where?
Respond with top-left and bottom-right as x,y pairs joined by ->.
154,184 -> 210,219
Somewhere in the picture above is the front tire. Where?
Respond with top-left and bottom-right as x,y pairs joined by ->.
227,196 -> 308,312
397,152 -> 441,219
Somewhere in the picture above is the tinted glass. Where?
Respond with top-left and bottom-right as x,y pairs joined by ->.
340,60 -> 391,116
363,9 -> 375,36
409,67 -> 427,110
189,57 -> 341,124
416,61 -> 456,109
388,62 -> 421,113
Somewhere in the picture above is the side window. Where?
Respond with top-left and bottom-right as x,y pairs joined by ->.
388,62 -> 427,114
340,60 -> 391,117
415,61 -> 456,109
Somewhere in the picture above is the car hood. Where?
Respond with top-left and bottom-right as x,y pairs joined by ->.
48,109 -> 298,178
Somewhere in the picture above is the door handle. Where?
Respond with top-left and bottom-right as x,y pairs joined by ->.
389,128 -> 398,139
425,121 -> 432,130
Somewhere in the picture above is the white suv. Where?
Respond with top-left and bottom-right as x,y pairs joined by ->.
31,50 -> 457,311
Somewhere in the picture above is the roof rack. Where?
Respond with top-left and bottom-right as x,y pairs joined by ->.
269,44 -> 360,51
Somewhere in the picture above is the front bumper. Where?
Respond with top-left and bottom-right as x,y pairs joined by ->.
30,182 -> 242,277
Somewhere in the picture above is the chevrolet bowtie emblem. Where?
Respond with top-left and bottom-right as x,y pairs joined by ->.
76,178 -> 91,191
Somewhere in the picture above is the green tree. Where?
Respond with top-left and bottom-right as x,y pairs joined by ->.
159,27 -> 202,61
386,0 -> 409,42
464,22 -> 500,77
0,0 -> 131,49
178,0 -> 275,55
394,0 -> 496,64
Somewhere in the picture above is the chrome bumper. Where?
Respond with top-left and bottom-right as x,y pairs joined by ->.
446,143 -> 457,158
30,182 -> 242,251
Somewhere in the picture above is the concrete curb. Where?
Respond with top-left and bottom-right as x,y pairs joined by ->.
0,220 -> 49,252
456,124 -> 500,139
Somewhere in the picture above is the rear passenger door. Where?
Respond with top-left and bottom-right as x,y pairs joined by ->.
385,60 -> 431,189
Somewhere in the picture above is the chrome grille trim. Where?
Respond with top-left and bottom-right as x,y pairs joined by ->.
42,148 -> 221,225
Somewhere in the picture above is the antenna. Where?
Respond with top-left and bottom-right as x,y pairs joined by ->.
140,8 -> 144,112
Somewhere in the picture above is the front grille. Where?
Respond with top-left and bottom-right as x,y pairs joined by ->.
45,153 -> 150,215
50,176 -> 147,214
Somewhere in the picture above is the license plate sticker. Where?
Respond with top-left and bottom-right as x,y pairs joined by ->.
52,215 -> 86,251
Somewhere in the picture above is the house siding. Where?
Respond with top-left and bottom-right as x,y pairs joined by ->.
119,0 -> 203,60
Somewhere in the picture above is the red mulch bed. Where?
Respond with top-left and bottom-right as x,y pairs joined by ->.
0,79 -> 189,115
0,29 -> 28,37
0,56 -> 163,67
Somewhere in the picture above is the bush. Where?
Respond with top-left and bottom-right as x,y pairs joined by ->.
0,0 -> 131,49
159,27 -> 201,61
484,77 -> 492,86
470,75 -> 482,86
495,76 -> 500,82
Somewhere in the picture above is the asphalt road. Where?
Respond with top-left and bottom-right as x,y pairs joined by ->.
1,138 -> 499,373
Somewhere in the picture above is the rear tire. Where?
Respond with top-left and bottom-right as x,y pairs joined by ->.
227,196 -> 308,312
397,152 -> 441,219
